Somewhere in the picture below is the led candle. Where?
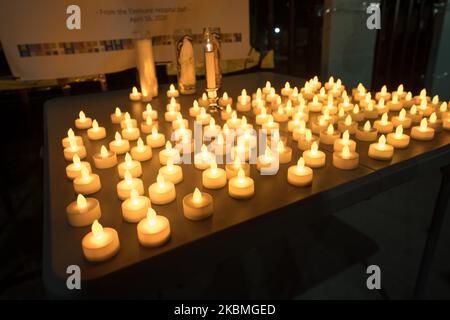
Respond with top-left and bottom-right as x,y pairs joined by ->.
148,173 -> 176,204
197,92 -> 209,108
73,166 -> 101,195
360,93 -> 375,109
338,94 -> 354,112
166,97 -> 181,112
165,103 -> 179,122
287,157 -> 313,187
374,112 -> 394,133
281,82 -> 293,97
172,113 -> 188,130
429,95 -> 440,109
93,145 -> 118,169
284,100 -> 295,116
298,129 -> 320,151
302,142 -> 326,168
120,112 -> 137,129
438,102 -> 449,120
62,128 -> 83,148
428,112 -> 442,132
369,135 -> 394,160
322,95 -> 338,115
265,87 -> 278,103
403,92 -> 414,109
137,208 -> 171,247
142,103 -> 158,121
395,84 -> 407,100
158,157 -> 183,184
140,115 -> 158,134
109,132 -> 130,155
237,90 -> 251,112
271,96 -> 283,109
212,133 -> 228,156
301,83 -> 314,100
320,124 -> 340,145
204,118 -> 221,139
407,105 -> 423,124
189,100 -> 201,117
288,113 -> 304,132
262,115 -> 279,135
231,140 -> 249,162
131,138 -> 152,161
387,93 -> 403,111
86,121 -> 106,141
117,170 -> 144,200
226,156 -> 250,179
194,144 -> 215,170
333,145 -> 359,170
292,120 -> 307,141
375,85 -> 391,101
129,86 -> 142,101
272,106 -> 289,122
66,154 -> 92,179
173,124 -> 193,142
82,220 -> 120,263
418,98 -> 434,117
387,125 -> 410,149
196,107 -> 211,125
218,91 -> 233,108
228,168 -> 254,199
277,140 -> 292,164
335,107 -> 346,123
166,84 -> 179,98
122,121 -> 140,141
351,104 -> 364,122
289,87 -> 299,103
334,130 -> 356,152
64,138 -> 87,161
256,146 -> 277,171
111,107 -> 124,124
324,76 -> 335,90
200,160 -> 226,189
311,115 -> 329,135
146,127 -> 166,148
75,111 -> 92,129
411,118 -> 435,141
221,104 -> 233,120
356,121 -> 378,142
117,153 -> 142,178
182,187 -> 214,221
338,114 -> 357,134
66,194 -> 101,227
413,88 -> 430,104
353,83 -> 366,102
375,98 -> 389,115
392,109 -> 412,128
317,87 -> 328,103
121,189 -> 151,223
262,81 -> 272,95
363,101 -> 378,120
159,141 -> 181,165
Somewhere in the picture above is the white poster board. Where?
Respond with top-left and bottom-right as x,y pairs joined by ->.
0,0 -> 249,80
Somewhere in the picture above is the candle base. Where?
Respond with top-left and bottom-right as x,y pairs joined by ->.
73,174 -> 101,195
148,182 -> 176,204
392,117 -> 412,129
411,127 -> 435,141
356,128 -> 378,142
182,193 -> 214,220
93,152 -> 118,169
332,152 -> 359,170
387,133 -> 410,149
122,196 -> 151,223
319,131 -> 340,145
202,168 -> 227,189
228,177 -> 255,199
373,121 -> 394,134
66,198 -> 101,227
137,216 -> 171,247
287,166 -> 313,187
368,144 -> 394,161
64,146 -> 87,161
82,228 -> 120,263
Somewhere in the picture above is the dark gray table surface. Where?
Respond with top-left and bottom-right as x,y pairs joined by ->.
43,72 -> 449,296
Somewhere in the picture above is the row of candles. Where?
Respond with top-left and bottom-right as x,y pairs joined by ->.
62,78 -> 450,263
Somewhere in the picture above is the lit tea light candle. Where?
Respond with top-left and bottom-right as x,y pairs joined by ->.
236,89 -> 251,112
87,120 -> 106,140
298,129 -> 320,151
64,138 -> 87,161
256,146 -> 277,171
137,208 -> 171,247
166,84 -> 179,98
356,121 -> 378,142
111,107 -> 124,124
288,113 -> 304,132
66,194 -> 101,227
334,130 -> 356,152
320,124 -> 340,145
289,87 -> 300,103
322,95 -> 338,115
166,97 -> 180,112
324,76 -> 335,91
146,127 -> 166,148
387,125 -> 410,149
220,104 -> 233,120
311,115 -> 329,135
131,138 -> 152,161
265,87 -> 278,103
227,111 -> 242,129
202,160 -> 227,189
292,120 -> 307,141
121,189 -> 151,223
120,112 -> 137,129
226,156 -> 250,179
281,81 -> 293,97
413,88 -> 430,104
363,101 -> 378,120
351,104 -> 364,122
387,93 -> 403,111
197,92 -> 209,108
194,144 -> 214,170
338,94 -> 354,112
75,111 -> 92,129
165,103 -> 179,122
333,145 -> 359,170
368,135 -> 394,161
438,102 -> 449,120
302,142 -> 326,168
189,100 -> 201,117
93,145 -> 118,169
73,166 -> 101,195
118,153 -> 142,178
301,83 -> 315,100
407,105 -> 423,124
391,108 -> 412,128
311,76 -> 322,90
353,83 -> 366,102
159,141 -> 180,165
122,121 -> 140,141
411,118 -> 435,141
376,98 -> 389,115
284,100 -> 295,116
196,107 -> 212,125
172,113 -> 188,130
287,157 -> 313,187
254,107 -> 269,125
182,187 -> 214,221
117,170 -> 144,200
276,140 -> 292,164
159,157 -> 183,184
262,115 -> 279,135
428,112 -> 442,132
429,95 -> 440,109
148,173 -> 176,205
360,93 -> 375,109
317,87 -> 328,103
82,220 -> 120,263
62,128 -> 83,148
418,98 -> 434,117
204,118 -> 221,139
129,86 -> 142,101
109,132 -> 130,155
228,168 -> 254,199
395,84 -> 407,100
374,112 -> 394,133
336,106 -> 346,122
375,85 -> 391,101
142,103 -> 158,121
272,106 -> 289,122
403,92 -> 414,109
140,116 -> 158,134
262,81 -> 272,95
173,123 -> 193,142
218,91 -> 233,108
338,114 -> 357,134
66,154 -> 91,180
212,133 -> 228,156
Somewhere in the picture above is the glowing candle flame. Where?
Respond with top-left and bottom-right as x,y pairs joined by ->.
100,145 -> 109,158
319,116 -> 326,126
420,98 -> 427,110
256,88 -> 262,99
267,115 -> 274,124
130,188 -> 139,205
392,93 -> 398,104
357,83 -> 365,92
176,113 -> 182,122
275,96 -> 282,106
79,111 -> 86,121
166,157 -> 174,171
342,145 -> 351,159
327,94 -> 333,106
399,109 -> 406,120
210,159 -> 218,174
338,107 -> 345,117
202,93 -> 207,101
327,124 -> 334,135
381,113 -> 388,124
166,141 -> 172,150
345,115 -> 352,126
328,76 -> 334,84
77,194 -> 87,209
381,85 -> 387,95
305,129 -> 312,141
68,128 -> 75,138
430,112 -> 437,123
231,111 -> 237,120
320,88 -> 325,96
137,137 -> 145,149
353,104 -> 360,113
311,141 -> 319,155
132,86 -> 139,95
157,173 -> 165,188
241,89 -> 247,103
147,208 -> 157,225
193,188 -> 202,204
410,105 -> 417,115
397,84 -> 404,95
125,112 -> 131,121
265,81 -> 271,90
125,153 -> 132,165
191,100 -> 199,111
420,118 -> 428,131
378,135 -> 386,148
343,130 -> 349,142
378,99 -> 385,109
69,137 -> 78,150
124,170 -> 133,185
432,95 -> 439,104
115,107 -> 121,117
92,220 -> 104,239
420,89 -> 426,98
297,157 -> 305,172
284,82 -> 290,90
364,121 -> 371,132
261,108 -> 267,116
92,120 -> 99,130
277,140 -> 285,153
170,97 -> 177,107
439,102 -> 447,112
146,115 -> 153,125
313,95 -> 319,104
237,168 -> 246,184
406,92 -> 412,100
299,120 -> 306,130
395,125 -> 403,138
73,154 -> 81,167
81,165 -> 90,180
225,104 -> 232,114
169,84 -> 176,92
